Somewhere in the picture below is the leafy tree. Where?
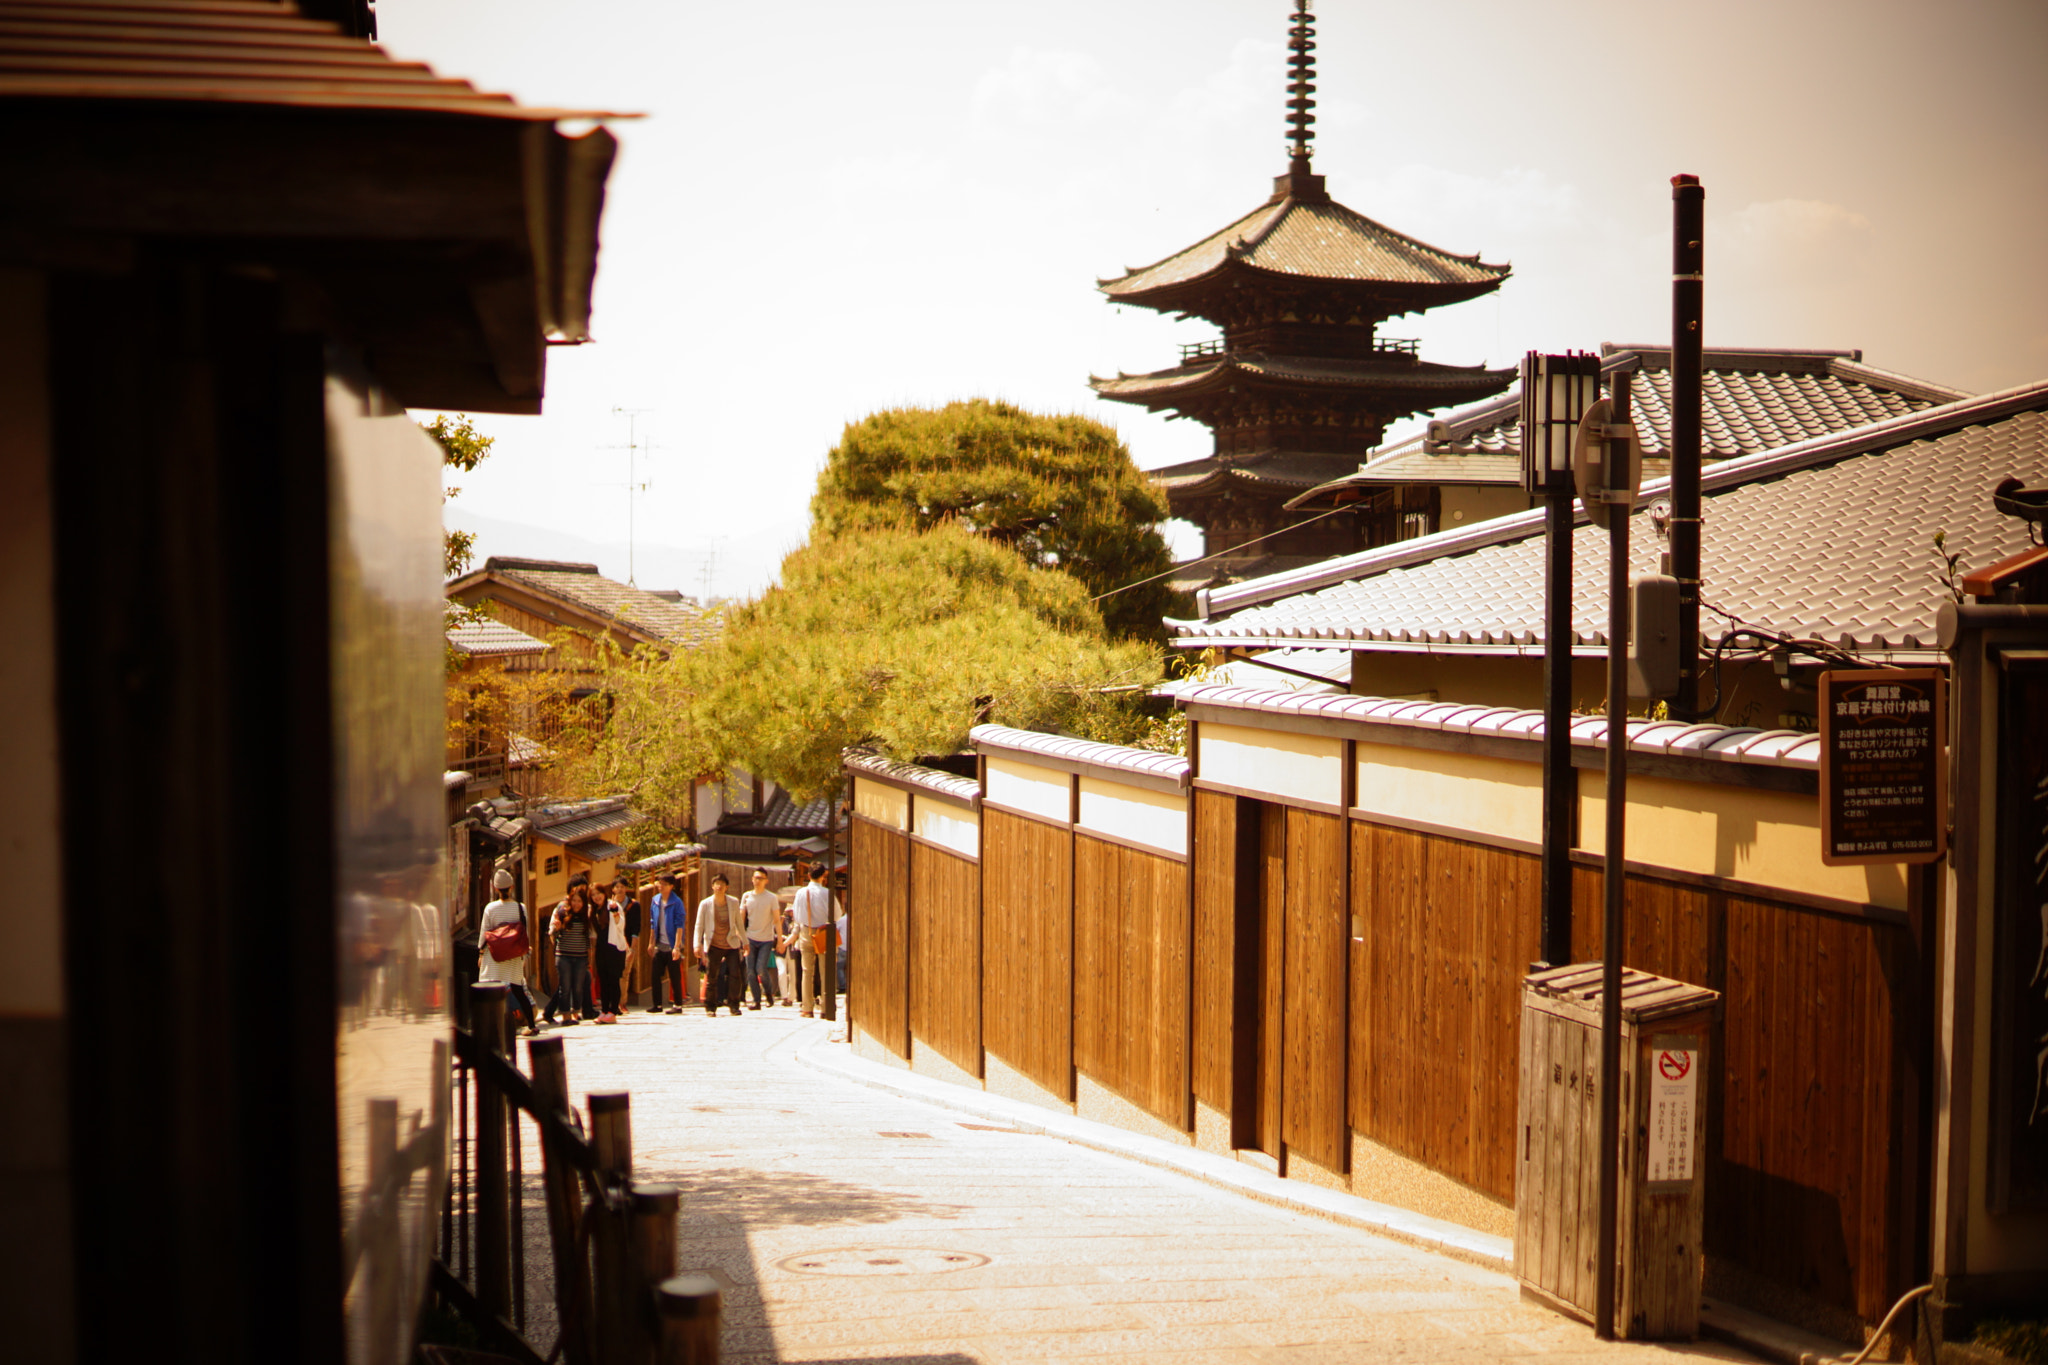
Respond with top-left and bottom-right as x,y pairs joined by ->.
425,414 -> 495,580
810,399 -> 1183,640
580,522 -> 1149,802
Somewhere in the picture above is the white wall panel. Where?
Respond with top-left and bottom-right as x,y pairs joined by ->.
912,792 -> 979,858
985,756 -> 1071,822
1198,721 -> 1342,808
853,775 -> 908,830
1077,776 -> 1186,856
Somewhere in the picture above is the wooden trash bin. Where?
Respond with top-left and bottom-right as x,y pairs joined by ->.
1514,963 -> 1719,1339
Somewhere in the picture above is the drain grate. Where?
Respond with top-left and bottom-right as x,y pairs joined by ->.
777,1247 -> 989,1277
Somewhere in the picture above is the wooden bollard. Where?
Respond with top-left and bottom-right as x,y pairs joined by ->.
525,1038 -> 592,1365
470,983 -> 511,1324
588,1094 -> 634,1365
627,1185 -> 682,1363
656,1274 -> 721,1365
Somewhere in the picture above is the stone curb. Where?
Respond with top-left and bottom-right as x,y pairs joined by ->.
787,1029 -> 1515,1271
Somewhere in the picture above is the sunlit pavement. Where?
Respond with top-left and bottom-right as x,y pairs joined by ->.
529,1002 -> 1759,1365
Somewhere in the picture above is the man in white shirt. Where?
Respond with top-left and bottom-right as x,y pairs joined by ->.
693,874 -> 748,1017
782,861 -> 839,1018
739,867 -> 782,1012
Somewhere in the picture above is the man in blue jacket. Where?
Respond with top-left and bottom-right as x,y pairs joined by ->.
648,872 -> 690,1015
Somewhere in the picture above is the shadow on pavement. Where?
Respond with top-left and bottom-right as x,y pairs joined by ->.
663,1164 -> 968,1229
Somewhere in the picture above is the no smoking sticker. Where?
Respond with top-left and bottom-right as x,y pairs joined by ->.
1647,1045 -> 1699,1183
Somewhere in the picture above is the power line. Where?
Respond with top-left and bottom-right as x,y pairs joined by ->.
1091,503 -> 1354,602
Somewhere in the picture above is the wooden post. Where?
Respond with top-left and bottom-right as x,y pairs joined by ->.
656,1273 -> 721,1365
526,1037 -> 593,1365
470,983 -> 512,1325
365,1097 -> 402,1365
822,783 -> 840,1021
589,1093 -> 634,1365
628,1185 -> 682,1364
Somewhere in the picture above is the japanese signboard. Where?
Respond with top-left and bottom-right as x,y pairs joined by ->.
1645,1038 -> 1699,1187
1818,668 -> 1947,866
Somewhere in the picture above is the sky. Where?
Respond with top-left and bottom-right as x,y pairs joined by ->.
387,0 -> 2048,601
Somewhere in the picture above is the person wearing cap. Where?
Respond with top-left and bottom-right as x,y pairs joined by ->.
478,868 -> 542,1037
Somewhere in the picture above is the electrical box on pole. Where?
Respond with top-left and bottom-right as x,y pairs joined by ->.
1628,575 -> 1682,700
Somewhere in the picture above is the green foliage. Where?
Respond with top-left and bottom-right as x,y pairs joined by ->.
695,522 -> 1161,799
1977,1320 -> 2048,1365
810,399 -> 1184,640
424,414 -> 495,580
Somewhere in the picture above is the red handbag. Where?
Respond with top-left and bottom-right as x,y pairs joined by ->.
483,906 -> 529,962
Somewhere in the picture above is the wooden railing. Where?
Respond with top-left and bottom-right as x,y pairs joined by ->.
434,983 -> 721,1364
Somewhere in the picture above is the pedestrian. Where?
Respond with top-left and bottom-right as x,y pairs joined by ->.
648,872 -> 688,1014
835,902 -> 850,994
477,868 -> 542,1040
548,881 -> 595,1025
594,878 -> 638,1022
783,861 -> 839,1018
694,873 -> 747,1017
740,867 -> 781,1011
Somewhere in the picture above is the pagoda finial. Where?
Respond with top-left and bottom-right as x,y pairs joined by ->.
1286,3 -> 1317,163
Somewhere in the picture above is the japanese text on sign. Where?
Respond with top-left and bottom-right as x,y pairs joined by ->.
1819,668 -> 1947,866
1646,1046 -> 1698,1183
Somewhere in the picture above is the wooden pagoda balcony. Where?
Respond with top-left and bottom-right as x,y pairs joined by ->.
1177,335 -> 1420,364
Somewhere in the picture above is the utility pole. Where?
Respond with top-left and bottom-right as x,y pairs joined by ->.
604,406 -> 655,585
1669,176 -> 1705,717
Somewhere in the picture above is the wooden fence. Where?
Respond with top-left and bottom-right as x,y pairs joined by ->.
845,709 -> 1930,1337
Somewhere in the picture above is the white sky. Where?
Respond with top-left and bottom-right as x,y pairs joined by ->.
389,0 -> 2048,600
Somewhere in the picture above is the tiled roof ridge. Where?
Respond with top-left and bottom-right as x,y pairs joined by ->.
843,750 -> 982,803
486,556 -> 599,575
1827,357 -> 1972,406
969,724 -> 1189,785
1188,374 -> 2048,621
1174,684 -> 1822,772
531,794 -> 631,826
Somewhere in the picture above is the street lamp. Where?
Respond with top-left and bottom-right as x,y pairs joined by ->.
1522,351 -> 1602,974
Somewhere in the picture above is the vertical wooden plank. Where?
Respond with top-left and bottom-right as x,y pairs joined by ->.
1257,803 -> 1286,1157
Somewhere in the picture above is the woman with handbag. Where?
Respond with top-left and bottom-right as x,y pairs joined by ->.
478,868 -> 542,1039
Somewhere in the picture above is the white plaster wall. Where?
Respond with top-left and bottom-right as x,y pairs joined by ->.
1076,777 -> 1186,856
1353,741 -> 1542,847
912,792 -> 979,858
985,757 -> 1070,822
853,776 -> 908,830
1198,722 -> 1342,808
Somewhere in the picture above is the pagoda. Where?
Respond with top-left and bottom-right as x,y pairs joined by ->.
1092,4 -> 1513,581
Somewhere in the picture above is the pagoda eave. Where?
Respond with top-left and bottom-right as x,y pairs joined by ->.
1092,356 -> 1514,412
1103,259 -> 1507,323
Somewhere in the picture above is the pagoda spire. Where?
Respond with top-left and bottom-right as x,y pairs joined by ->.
1286,3 -> 1317,163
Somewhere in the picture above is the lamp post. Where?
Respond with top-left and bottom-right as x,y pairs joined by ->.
1521,351 -> 1602,969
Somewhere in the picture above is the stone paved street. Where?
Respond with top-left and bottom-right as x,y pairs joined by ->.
527,1004 -> 1759,1365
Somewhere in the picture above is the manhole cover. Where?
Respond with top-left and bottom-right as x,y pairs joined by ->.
776,1248 -> 989,1277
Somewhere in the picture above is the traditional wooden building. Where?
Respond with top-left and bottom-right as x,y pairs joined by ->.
0,4 -> 622,1362
1091,5 -> 1510,586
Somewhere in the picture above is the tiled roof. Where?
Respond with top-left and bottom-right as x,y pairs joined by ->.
0,0 -> 621,119
1156,648 -> 1350,697
1177,684 -> 1823,773
1101,196 -> 1507,301
530,796 -> 643,843
480,557 -> 715,648
1299,347 -> 1968,502
844,751 -> 981,804
446,617 -> 548,658
970,724 -> 1189,789
619,844 -> 705,875
749,790 -> 834,833
568,837 -> 626,861
1094,354 -> 1513,404
1172,382 -> 2048,656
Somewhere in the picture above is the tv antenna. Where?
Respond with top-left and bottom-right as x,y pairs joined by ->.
600,406 -> 655,584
